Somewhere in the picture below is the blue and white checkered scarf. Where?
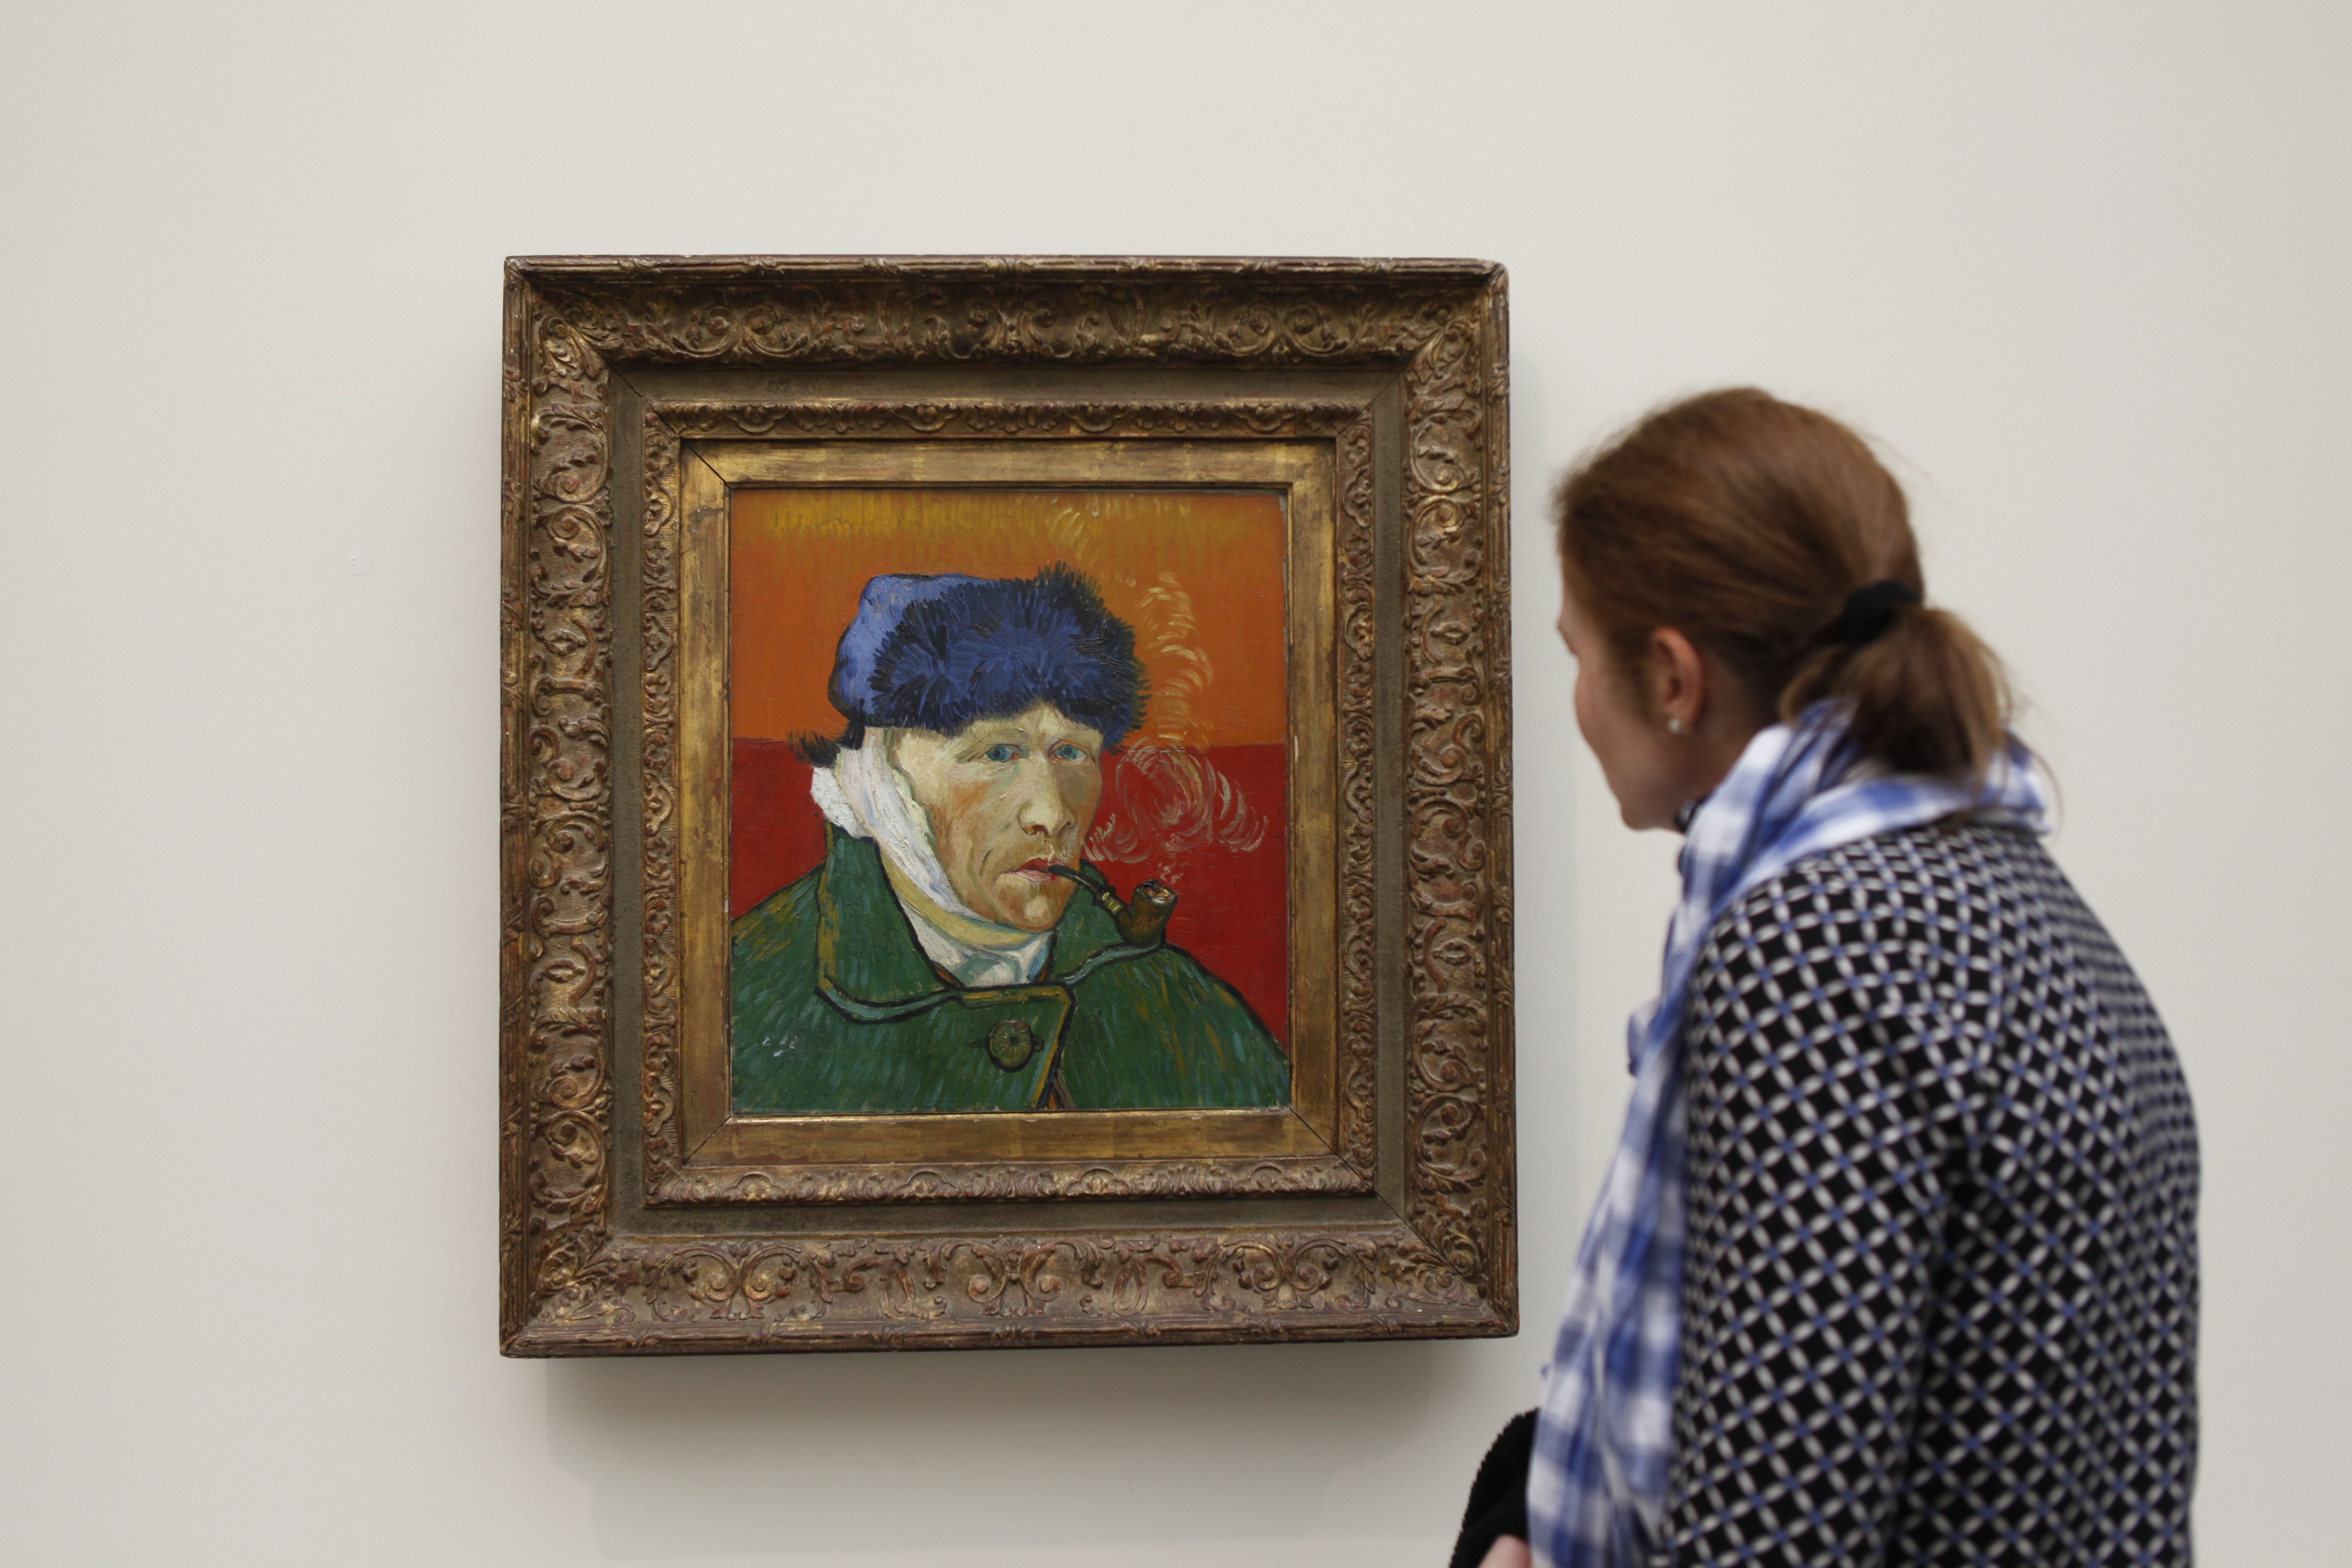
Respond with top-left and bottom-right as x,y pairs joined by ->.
1526,703 -> 2050,1568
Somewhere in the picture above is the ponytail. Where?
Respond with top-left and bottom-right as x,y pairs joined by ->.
1556,388 -> 2015,782
1782,596 -> 2012,781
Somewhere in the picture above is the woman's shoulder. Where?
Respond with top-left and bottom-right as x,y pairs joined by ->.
1684,821 -> 2078,1115
1690,816 -> 2118,1038
1722,816 -> 2076,940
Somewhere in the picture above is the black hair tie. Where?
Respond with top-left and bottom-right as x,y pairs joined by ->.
1825,578 -> 1920,646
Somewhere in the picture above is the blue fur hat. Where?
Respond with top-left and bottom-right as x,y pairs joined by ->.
825,564 -> 1146,750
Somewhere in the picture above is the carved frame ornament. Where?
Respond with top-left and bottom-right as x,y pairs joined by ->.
500,257 -> 1514,1354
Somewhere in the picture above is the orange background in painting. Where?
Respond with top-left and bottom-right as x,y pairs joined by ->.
730,489 -> 1288,745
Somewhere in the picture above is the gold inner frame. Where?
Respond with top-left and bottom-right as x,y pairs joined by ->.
674,440 -> 1339,1167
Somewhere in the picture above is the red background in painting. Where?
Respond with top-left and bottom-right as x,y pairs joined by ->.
730,739 -> 1291,1043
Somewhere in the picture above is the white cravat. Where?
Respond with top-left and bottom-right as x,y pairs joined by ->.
901,918 -> 1053,989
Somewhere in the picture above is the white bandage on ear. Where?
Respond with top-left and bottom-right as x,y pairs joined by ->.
808,758 -> 863,838
810,731 -> 1053,979
813,732 -> 985,926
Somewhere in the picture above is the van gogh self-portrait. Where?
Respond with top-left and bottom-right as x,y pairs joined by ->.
726,492 -> 1293,1115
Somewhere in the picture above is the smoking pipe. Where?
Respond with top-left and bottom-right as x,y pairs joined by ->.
1045,864 -> 1176,945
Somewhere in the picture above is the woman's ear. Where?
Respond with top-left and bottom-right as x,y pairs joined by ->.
1647,626 -> 1708,732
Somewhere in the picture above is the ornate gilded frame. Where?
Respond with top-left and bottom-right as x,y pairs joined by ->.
501,256 -> 1514,1353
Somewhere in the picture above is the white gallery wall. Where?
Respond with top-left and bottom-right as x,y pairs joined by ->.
3,3 -> 2344,1563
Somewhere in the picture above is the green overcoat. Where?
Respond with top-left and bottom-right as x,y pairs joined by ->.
730,826 -> 1290,1113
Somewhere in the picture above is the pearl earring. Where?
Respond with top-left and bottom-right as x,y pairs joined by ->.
1666,717 -> 1687,737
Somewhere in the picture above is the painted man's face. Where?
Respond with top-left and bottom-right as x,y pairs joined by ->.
892,703 -> 1105,932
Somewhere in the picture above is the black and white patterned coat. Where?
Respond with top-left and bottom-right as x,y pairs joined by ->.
1661,819 -> 2199,1565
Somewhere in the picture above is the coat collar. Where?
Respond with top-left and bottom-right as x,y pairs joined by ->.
814,825 -> 1126,1006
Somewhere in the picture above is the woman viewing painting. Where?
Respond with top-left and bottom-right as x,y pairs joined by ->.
1455,390 -> 2198,1567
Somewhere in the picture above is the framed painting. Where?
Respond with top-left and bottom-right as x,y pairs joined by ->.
500,256 -> 1514,1353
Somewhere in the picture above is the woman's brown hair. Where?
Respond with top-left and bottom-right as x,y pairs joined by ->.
1555,387 -> 2010,779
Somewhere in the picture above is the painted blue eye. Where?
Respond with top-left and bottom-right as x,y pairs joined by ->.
1051,743 -> 1088,763
981,744 -> 1019,763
